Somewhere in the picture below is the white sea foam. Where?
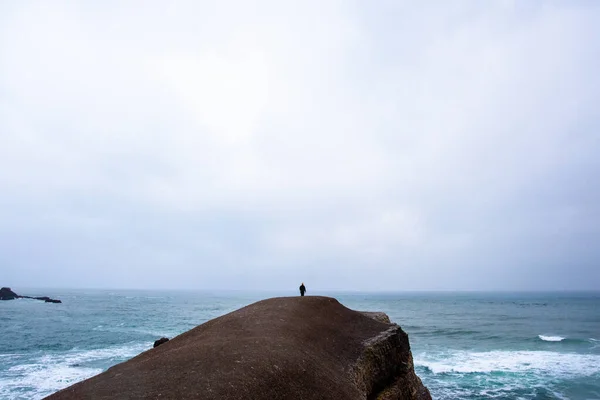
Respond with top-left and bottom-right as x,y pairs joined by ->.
539,335 -> 565,342
0,353 -> 25,358
415,350 -> 600,377
0,342 -> 150,400
0,363 -> 102,400
91,323 -> 175,338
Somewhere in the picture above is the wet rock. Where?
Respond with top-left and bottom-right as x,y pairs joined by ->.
153,338 -> 169,348
0,287 -> 19,300
1,288 -> 62,303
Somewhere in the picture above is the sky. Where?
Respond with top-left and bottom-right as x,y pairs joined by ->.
1,1 -> 599,291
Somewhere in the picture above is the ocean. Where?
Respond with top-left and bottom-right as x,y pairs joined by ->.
1,290 -> 599,399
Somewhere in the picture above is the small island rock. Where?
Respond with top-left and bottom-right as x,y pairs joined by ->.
1,287 -> 62,303
0,287 -> 19,300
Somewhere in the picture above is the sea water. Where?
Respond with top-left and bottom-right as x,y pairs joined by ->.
1,290 -> 599,399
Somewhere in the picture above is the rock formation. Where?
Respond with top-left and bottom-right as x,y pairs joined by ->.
153,337 -> 169,348
46,296 -> 430,400
0,287 -> 61,303
0,287 -> 19,300
360,311 -> 392,324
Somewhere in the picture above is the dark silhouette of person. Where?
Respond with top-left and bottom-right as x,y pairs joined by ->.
299,283 -> 306,296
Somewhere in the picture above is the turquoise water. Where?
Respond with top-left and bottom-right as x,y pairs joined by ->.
1,290 -> 599,399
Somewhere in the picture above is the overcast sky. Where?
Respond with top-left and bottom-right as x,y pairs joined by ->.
1,1 -> 599,291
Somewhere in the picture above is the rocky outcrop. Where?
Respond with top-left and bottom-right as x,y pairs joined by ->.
153,337 -> 169,348
0,287 -> 61,303
45,296 -> 430,400
0,287 -> 19,300
352,325 -> 430,399
361,311 -> 392,324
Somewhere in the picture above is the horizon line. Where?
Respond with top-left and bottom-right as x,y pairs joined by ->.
5,286 -> 600,294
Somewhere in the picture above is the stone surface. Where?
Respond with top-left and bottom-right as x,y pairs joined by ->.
45,296 -> 430,400
361,311 -> 392,324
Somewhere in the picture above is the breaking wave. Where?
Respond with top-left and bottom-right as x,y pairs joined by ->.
539,335 -> 565,342
415,350 -> 600,376
0,342 -> 150,400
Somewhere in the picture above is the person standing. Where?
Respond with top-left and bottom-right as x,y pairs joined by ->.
299,283 -> 306,296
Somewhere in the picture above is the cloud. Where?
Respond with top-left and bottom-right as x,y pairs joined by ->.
1,1 -> 599,290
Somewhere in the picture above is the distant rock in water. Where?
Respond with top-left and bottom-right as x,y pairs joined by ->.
0,287 -> 19,300
45,296 -> 431,400
0,287 -> 61,303
153,337 -> 169,348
